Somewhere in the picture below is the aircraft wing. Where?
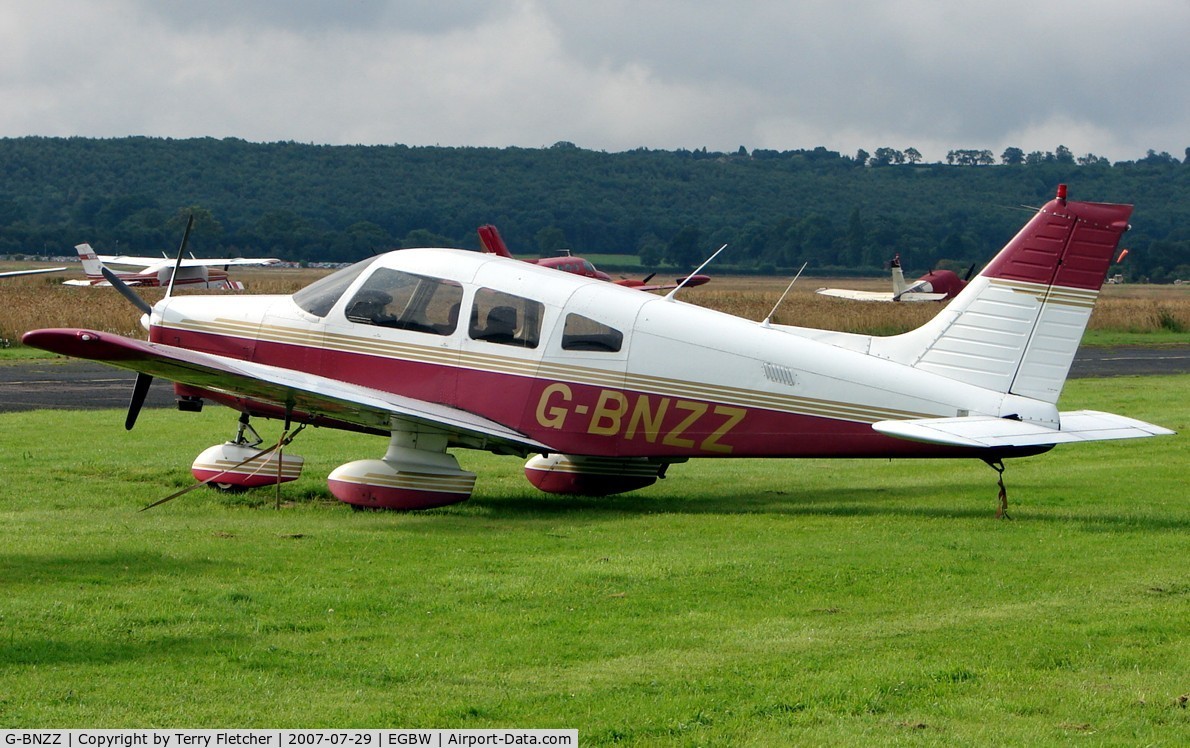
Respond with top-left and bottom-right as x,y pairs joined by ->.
1,267 -> 66,279
815,287 -> 947,302
62,278 -> 153,287
617,275 -> 711,293
816,288 -> 896,301
21,328 -> 552,455
99,255 -> 281,270
873,411 -> 1174,449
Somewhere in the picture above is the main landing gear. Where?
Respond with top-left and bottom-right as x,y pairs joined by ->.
181,416 -> 667,512
191,413 -> 305,492
327,426 -> 477,510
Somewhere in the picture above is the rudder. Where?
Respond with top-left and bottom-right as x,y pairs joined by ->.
874,186 -> 1132,403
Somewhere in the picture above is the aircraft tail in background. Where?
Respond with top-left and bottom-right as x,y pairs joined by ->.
73,243 -> 107,281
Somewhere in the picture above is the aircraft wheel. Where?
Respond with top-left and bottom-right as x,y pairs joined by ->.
209,482 -> 249,494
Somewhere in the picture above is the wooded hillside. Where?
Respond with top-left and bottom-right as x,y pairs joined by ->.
2,137 -> 1187,280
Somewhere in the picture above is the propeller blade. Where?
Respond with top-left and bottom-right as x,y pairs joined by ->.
101,266 -> 153,315
964,262 -> 978,281
125,372 -> 153,430
165,213 -> 195,298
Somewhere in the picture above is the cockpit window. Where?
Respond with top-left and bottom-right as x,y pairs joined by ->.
292,256 -> 379,318
343,268 -> 463,335
469,288 -> 543,348
561,313 -> 623,352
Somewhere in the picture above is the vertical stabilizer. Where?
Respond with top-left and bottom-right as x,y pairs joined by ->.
477,225 -> 513,258
873,187 -> 1132,403
890,255 -> 909,297
74,243 -> 106,281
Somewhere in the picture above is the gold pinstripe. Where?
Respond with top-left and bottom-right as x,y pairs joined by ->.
990,278 -> 1099,309
193,458 -> 303,479
528,457 -> 662,477
330,470 -> 476,493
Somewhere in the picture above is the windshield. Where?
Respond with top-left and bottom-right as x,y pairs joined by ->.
292,257 -> 380,317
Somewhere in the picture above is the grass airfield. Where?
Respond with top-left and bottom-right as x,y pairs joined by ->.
0,375 -> 1187,744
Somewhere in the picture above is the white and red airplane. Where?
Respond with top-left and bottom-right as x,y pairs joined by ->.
477,224 -> 709,293
63,243 -> 279,290
816,254 -> 971,302
23,186 -> 1172,515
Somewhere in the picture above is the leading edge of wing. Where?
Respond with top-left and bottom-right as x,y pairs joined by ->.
873,411 -> 1175,449
815,288 -> 895,302
99,255 -> 281,270
21,328 -> 551,454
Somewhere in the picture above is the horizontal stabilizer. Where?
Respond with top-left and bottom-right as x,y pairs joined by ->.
873,410 -> 1174,449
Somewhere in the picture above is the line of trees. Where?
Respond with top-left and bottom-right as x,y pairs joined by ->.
1,137 -> 1188,281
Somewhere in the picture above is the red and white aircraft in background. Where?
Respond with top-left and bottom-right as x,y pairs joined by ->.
24,187 -> 1172,515
63,243 -> 279,290
477,224 -> 709,293
816,254 -> 971,302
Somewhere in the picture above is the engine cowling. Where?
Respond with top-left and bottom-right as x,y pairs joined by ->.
524,454 -> 664,496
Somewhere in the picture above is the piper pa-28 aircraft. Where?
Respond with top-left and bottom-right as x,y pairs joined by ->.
478,224 -> 709,293
23,187 -> 1172,515
64,243 -> 279,290
816,254 -> 971,302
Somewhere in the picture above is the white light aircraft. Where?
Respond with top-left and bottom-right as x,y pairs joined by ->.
23,186 -> 1173,516
64,243 -> 279,290
816,254 -> 972,302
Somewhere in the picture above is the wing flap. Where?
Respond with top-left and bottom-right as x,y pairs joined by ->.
873,410 -> 1174,449
22,328 -> 550,454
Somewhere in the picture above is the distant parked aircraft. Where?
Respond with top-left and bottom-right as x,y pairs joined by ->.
477,224 -> 709,293
64,243 -> 279,290
816,255 -> 973,302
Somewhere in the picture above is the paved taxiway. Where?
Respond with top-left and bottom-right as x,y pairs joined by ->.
1,347 -> 1187,414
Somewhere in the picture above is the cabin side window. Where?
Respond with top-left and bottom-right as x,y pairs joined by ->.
343,268 -> 463,335
469,288 -> 543,348
561,313 -> 623,353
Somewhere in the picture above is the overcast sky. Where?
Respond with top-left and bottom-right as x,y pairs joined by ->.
3,0 -> 1187,162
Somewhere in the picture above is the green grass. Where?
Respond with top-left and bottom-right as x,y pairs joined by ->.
1080,330 -> 1190,347
1,376 -> 1187,743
